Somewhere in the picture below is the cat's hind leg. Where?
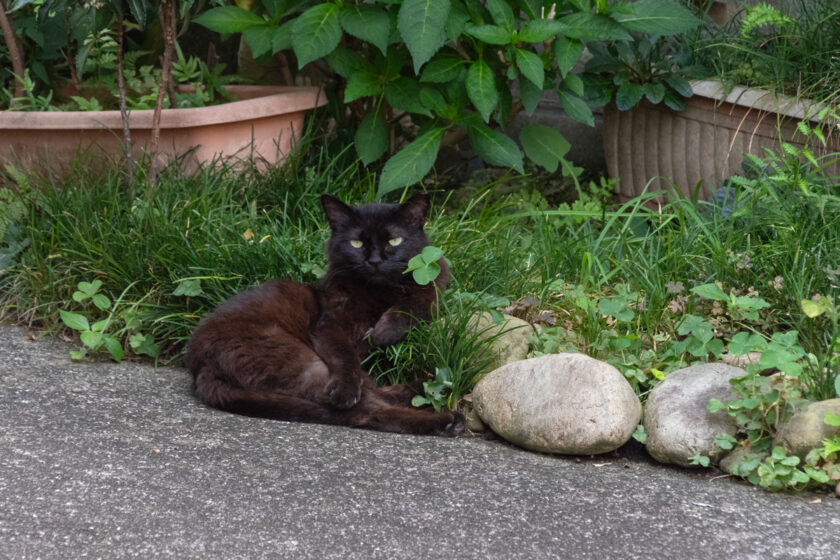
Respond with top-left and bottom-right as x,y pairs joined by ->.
346,390 -> 465,436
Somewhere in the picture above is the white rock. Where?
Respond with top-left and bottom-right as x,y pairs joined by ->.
774,399 -> 840,458
473,353 -> 641,455
644,363 -> 745,468
470,312 -> 532,368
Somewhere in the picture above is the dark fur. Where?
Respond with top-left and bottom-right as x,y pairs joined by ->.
184,193 -> 464,436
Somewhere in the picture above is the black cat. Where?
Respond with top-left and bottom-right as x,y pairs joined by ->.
184,193 -> 465,436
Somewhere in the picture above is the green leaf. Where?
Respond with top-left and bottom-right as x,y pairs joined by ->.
823,413 -> 840,427
70,350 -> 87,360
292,3 -> 342,68
270,21 -> 294,52
60,310 -> 90,332
130,333 -> 160,358
800,299 -> 826,318
557,89 -> 594,126
514,49 -> 544,89
411,395 -> 430,407
72,291 -> 87,303
243,26 -> 275,59
643,81 -> 666,104
564,73 -> 584,97
518,19 -> 567,42
557,12 -> 632,41
486,0 -> 514,29
194,6 -> 266,33
78,280 -> 102,296
325,47 -> 369,79
355,108 -> 388,165
519,78 -> 542,116
91,319 -> 111,333
464,24 -> 513,45
466,59 -> 499,122
92,294 -> 111,311
344,70 -> 381,103
398,0 -> 451,73
611,0 -> 700,35
102,336 -> 124,362
378,127 -> 446,198
666,74 -> 693,98
419,87 -> 448,114
836,376 -> 840,398
615,81 -> 644,111
692,283 -> 729,301
412,261 -> 441,285
340,4 -> 391,55
421,56 -> 465,83
553,37 -> 584,78
468,124 -> 524,173
80,330 -> 103,350
173,278 -> 203,297
385,77 -> 432,117
520,124 -> 570,173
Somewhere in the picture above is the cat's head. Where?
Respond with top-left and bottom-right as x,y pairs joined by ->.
321,193 -> 432,284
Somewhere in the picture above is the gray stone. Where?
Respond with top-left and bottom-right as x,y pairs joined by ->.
472,353 -> 641,455
774,399 -> 840,458
470,312 -> 533,368
644,363 -> 745,468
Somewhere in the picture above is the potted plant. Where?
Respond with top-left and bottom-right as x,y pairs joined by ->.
594,1 -> 840,201
191,0 -> 701,199
0,0 -> 325,179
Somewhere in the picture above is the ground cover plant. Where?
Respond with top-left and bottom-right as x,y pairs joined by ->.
1,118 -> 838,492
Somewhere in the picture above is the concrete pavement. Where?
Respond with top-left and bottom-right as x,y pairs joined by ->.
1,325 -> 838,559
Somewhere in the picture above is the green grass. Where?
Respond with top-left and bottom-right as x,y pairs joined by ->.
0,131 -> 838,404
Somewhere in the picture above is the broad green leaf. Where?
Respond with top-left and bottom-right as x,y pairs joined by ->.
194,6 -> 266,33
91,319 -> 111,333
412,261 -> 441,285
564,72 -> 584,96
611,0 -> 700,35
340,4 -> 390,55
519,78 -> 542,116
92,294 -> 111,311
421,56 -> 465,83
518,19 -> 567,42
514,49 -> 544,89
520,124 -> 570,173
824,412 -> 840,427
420,246 -> 445,262
398,0 -> 451,73
486,0 -> 514,29
378,127 -> 446,198
103,336 -> 124,362
419,87 -> 448,114
445,0 -> 470,42
643,81 -> 666,104
691,283 -> 729,301
262,0 -> 288,19
292,3 -> 342,68
468,123 -> 524,173
835,375 -> 840,398
130,333 -> 160,358
60,310 -> 90,332
464,24 -> 513,45
271,20 -> 295,53
553,36 -> 584,78
666,74 -> 694,98
355,108 -> 388,165
344,70 -> 381,103
558,12 -> 632,41
80,330 -> 103,350
800,299 -> 826,318
325,47 -> 369,79
466,59 -> 499,122
243,26 -> 276,58
385,77 -> 432,117
557,89 -> 594,126
172,278 -> 203,297
615,81 -> 644,110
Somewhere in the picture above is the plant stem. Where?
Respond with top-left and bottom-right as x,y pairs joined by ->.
148,0 -> 177,188
0,0 -> 25,103
116,18 -> 136,199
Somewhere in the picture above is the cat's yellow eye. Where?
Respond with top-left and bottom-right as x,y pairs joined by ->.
389,237 -> 403,247
350,240 -> 363,248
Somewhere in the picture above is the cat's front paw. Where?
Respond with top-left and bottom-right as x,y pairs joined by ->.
436,411 -> 466,437
370,310 -> 412,347
325,376 -> 363,409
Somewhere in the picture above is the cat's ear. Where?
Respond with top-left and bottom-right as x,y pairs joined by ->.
398,193 -> 430,229
321,194 -> 356,229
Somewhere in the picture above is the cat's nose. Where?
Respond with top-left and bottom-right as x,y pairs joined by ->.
368,253 -> 382,265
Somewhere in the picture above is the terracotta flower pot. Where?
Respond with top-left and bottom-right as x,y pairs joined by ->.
0,85 -> 326,175
603,79 -> 840,201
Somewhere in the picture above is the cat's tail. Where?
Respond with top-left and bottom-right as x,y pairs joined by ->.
194,373 -> 339,425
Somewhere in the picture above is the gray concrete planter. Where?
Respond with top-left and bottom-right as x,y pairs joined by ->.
603,79 -> 840,201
